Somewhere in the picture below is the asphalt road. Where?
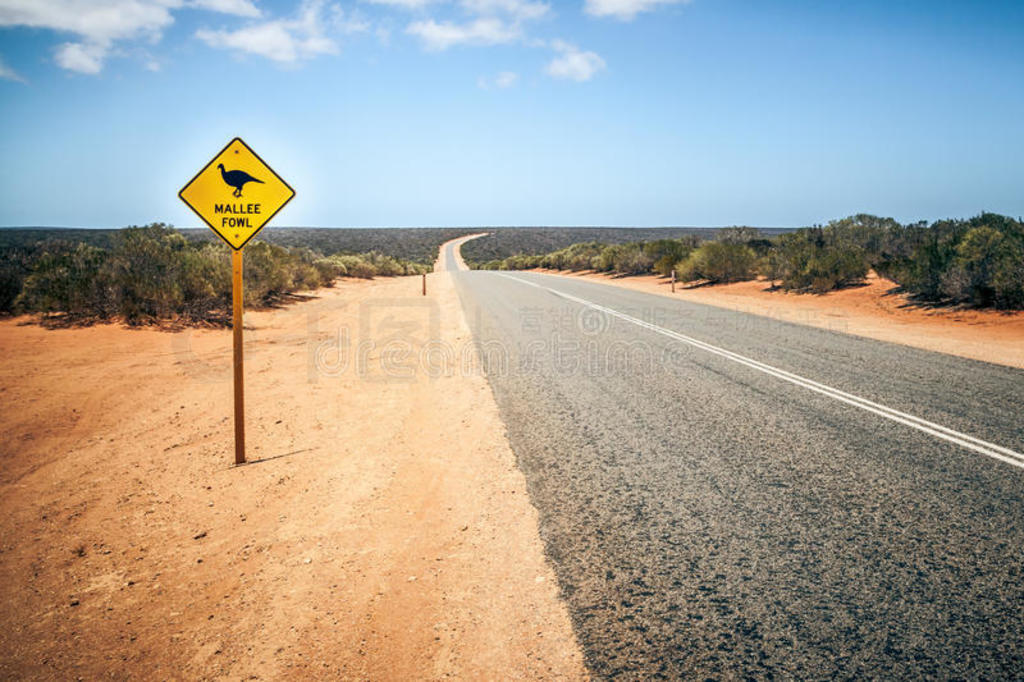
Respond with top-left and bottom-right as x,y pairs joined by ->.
445,245 -> 1024,679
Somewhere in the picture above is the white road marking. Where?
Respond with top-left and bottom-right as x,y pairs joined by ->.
494,273 -> 1024,471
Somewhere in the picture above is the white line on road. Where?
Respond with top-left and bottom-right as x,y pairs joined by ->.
494,273 -> 1024,471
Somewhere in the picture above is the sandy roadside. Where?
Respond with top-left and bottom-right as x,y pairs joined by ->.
525,269 -> 1024,369
0,259 -> 586,678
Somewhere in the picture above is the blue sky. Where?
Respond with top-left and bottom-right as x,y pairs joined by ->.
0,0 -> 1022,228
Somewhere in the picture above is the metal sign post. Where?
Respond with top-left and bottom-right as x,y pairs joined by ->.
179,137 -> 295,465
232,248 -> 246,464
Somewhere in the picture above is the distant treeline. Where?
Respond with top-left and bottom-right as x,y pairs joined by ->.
458,226 -> 794,264
471,214 -> 1024,310
0,226 -> 477,266
0,224 -> 429,324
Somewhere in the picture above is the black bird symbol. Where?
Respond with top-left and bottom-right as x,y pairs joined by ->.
217,163 -> 264,197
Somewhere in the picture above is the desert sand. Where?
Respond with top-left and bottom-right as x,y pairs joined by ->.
0,260 -> 586,679
534,270 -> 1024,369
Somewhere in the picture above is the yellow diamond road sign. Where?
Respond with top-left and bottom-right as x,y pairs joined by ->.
178,137 -> 295,250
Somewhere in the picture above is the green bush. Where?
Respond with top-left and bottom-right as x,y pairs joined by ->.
106,225 -> 193,319
0,247 -> 35,313
883,213 -> 1024,308
643,238 -> 696,276
587,243 -> 650,274
17,242 -> 110,317
176,242 -> 231,318
5,224 -> 431,324
768,227 -> 870,293
320,254 -> 374,278
675,242 -> 757,284
539,242 -> 606,271
937,225 -> 1024,308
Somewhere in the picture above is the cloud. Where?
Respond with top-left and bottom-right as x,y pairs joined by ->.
54,41 -> 108,74
404,0 -> 547,50
406,17 -> 519,50
460,0 -> 548,21
330,5 -> 372,34
478,69 -> 518,89
584,0 -> 687,21
0,0 -> 276,73
0,0 -> 178,44
545,40 -> 604,81
495,69 -> 518,87
196,0 -> 361,63
362,0 -> 436,8
189,0 -> 261,18
0,0 -> 179,73
0,55 -> 25,82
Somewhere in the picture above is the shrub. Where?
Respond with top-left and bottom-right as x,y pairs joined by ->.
106,225 -> 193,320
939,225 -> 1024,308
178,242 -> 231,318
769,228 -> 870,293
643,239 -> 695,276
758,249 -> 786,287
319,254 -> 377,279
0,247 -> 34,313
883,213 -> 1024,308
17,242 -> 110,317
675,242 -> 757,284
5,224 -> 432,324
539,242 -> 605,271
716,227 -> 762,245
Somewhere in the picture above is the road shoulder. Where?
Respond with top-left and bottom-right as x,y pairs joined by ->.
518,268 -> 1024,369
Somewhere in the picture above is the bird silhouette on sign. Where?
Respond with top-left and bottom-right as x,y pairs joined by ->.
217,163 -> 264,197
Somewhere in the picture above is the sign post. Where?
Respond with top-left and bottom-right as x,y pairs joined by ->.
178,137 -> 295,465
232,249 -> 245,464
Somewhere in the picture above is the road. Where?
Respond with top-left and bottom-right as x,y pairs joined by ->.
443,241 -> 1024,679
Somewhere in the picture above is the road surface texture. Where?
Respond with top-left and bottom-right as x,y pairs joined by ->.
445,241 -> 1024,679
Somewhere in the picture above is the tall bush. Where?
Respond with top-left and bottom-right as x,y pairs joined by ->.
643,239 -> 695,276
769,228 -> 870,293
17,242 -> 110,317
675,242 -> 757,284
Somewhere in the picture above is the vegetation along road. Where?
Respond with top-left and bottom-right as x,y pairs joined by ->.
446,239 -> 1024,678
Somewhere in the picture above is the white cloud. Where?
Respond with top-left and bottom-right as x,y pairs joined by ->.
495,69 -> 518,87
404,0 -> 548,53
189,0 -> 261,18
406,17 -> 519,50
545,40 -> 604,81
329,5 -> 372,34
54,41 -> 108,74
0,0 -> 275,74
478,69 -> 518,89
0,0 -> 180,73
584,0 -> 687,21
363,0 -> 436,8
0,0 -> 179,45
460,0 -> 548,21
196,0 -> 357,63
0,55 -> 25,82
370,0 -> 548,18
